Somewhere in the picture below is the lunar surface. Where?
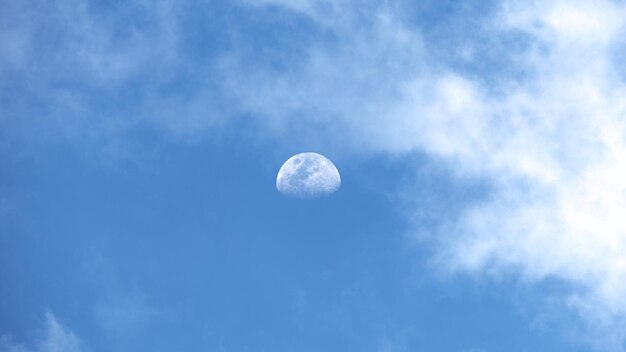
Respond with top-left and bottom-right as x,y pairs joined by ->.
276,152 -> 341,199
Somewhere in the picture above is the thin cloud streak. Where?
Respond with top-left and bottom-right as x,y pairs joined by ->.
0,313 -> 83,352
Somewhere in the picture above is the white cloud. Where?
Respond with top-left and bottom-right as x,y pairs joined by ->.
1,312 -> 83,352
0,0 -> 195,155
229,0 -> 626,349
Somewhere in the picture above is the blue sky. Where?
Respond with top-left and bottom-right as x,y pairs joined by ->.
3,0 -> 626,351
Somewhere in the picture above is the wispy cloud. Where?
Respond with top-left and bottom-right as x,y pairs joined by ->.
228,0 -> 626,349
1,312 -> 82,352
81,250 -> 168,340
95,290 -> 163,338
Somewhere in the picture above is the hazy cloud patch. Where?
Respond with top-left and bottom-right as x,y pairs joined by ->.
0,313 -> 83,352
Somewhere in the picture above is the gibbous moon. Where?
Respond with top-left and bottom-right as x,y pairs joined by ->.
276,152 -> 341,199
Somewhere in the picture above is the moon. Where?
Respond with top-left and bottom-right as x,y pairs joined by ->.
276,152 -> 341,199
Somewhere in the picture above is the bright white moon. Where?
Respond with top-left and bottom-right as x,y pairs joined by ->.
276,152 -> 341,199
